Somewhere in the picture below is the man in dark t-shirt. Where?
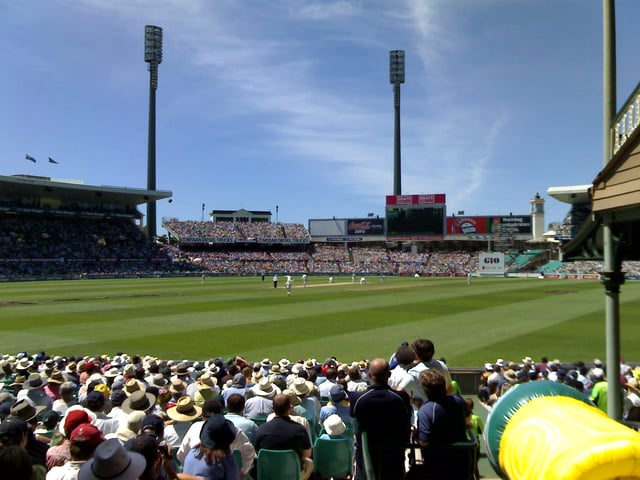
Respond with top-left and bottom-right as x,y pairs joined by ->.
255,393 -> 313,480
350,358 -> 412,480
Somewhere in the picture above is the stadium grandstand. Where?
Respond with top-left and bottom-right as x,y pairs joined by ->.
1,174 -> 639,281
0,174 -> 199,280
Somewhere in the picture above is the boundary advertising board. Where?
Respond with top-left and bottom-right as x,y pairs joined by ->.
478,252 -> 505,275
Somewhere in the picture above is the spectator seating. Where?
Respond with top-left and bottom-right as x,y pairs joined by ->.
256,449 -> 301,480
313,437 -> 354,479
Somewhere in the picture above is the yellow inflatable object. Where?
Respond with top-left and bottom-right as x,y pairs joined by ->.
500,395 -> 640,479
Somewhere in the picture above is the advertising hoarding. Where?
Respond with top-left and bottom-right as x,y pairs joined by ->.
447,216 -> 532,235
478,252 -> 505,275
347,218 -> 385,236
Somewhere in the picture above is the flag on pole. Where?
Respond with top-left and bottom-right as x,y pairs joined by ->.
48,157 -> 58,164
25,154 -> 36,163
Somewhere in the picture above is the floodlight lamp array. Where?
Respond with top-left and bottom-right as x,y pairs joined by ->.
144,25 -> 163,64
389,50 -> 405,84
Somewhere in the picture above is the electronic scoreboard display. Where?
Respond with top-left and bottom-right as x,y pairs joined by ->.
385,194 -> 446,238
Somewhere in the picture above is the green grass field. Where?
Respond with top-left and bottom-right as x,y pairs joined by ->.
1,275 -> 639,367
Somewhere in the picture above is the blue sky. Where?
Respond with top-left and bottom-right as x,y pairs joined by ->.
3,0 -> 640,231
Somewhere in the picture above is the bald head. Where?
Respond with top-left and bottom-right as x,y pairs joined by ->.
272,394 -> 292,417
368,358 -> 390,385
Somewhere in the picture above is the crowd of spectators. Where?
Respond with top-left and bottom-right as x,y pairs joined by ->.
0,214 -> 198,279
2,344 -> 638,479
172,245 -> 479,277
164,220 -> 311,242
549,260 -> 640,276
5,214 -> 640,280
476,355 -> 640,422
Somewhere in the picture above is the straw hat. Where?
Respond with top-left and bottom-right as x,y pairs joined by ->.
196,373 -> 217,390
167,396 -> 202,422
123,379 -> 145,397
169,379 -> 187,396
251,377 -> 276,398
48,370 -> 66,385
291,377 -> 312,397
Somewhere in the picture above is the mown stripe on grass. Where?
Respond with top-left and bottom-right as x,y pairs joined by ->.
1,277 -> 637,365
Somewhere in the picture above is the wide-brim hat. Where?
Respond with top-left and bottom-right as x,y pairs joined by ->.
122,364 -> 136,378
9,375 -> 27,387
103,367 -> 120,379
199,415 -> 235,450
196,373 -> 217,390
88,373 -> 105,386
260,358 -> 272,369
279,358 -> 291,369
146,373 -> 167,388
10,398 -> 46,422
24,373 -> 48,390
78,438 -> 145,480
281,388 -> 301,406
121,390 -> 156,414
65,361 -> 77,374
123,379 -> 145,397
167,396 -> 202,422
169,379 -> 187,395
504,369 -> 517,383
173,363 -> 191,377
15,358 -> 34,371
269,365 -> 281,375
48,370 -> 65,384
291,377 -> 312,396
252,377 -> 276,397
626,378 -> 640,395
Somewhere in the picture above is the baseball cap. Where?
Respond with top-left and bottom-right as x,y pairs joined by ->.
0,416 -> 29,445
140,414 -> 164,438
64,409 -> 91,436
70,423 -> 105,448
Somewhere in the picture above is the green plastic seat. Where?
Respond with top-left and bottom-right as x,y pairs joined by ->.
361,431 -> 377,480
256,449 -> 301,480
313,437 -> 354,479
251,416 -> 268,426
232,449 -> 242,470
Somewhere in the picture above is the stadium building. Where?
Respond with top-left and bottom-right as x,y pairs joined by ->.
4,170 -> 634,281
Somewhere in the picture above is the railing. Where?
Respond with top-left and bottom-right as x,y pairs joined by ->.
612,80 -> 640,156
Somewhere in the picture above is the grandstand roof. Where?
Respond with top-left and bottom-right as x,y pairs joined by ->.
0,174 -> 171,206
546,185 -> 591,205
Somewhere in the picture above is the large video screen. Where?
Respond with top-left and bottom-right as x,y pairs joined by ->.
386,205 -> 446,236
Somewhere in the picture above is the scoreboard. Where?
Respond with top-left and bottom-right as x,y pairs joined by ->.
385,194 -> 446,239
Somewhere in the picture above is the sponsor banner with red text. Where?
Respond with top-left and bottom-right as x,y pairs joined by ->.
386,194 -> 446,206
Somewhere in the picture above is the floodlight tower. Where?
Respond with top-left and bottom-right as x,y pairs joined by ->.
390,50 -> 405,196
144,25 -> 163,239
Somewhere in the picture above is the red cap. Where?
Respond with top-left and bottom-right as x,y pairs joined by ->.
70,423 -> 105,447
64,409 -> 90,436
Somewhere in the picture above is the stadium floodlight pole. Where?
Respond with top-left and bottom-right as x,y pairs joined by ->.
390,50 -> 405,196
145,25 -> 163,240
602,0 -> 623,421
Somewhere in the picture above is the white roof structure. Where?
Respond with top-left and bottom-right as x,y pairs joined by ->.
546,185 -> 591,205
